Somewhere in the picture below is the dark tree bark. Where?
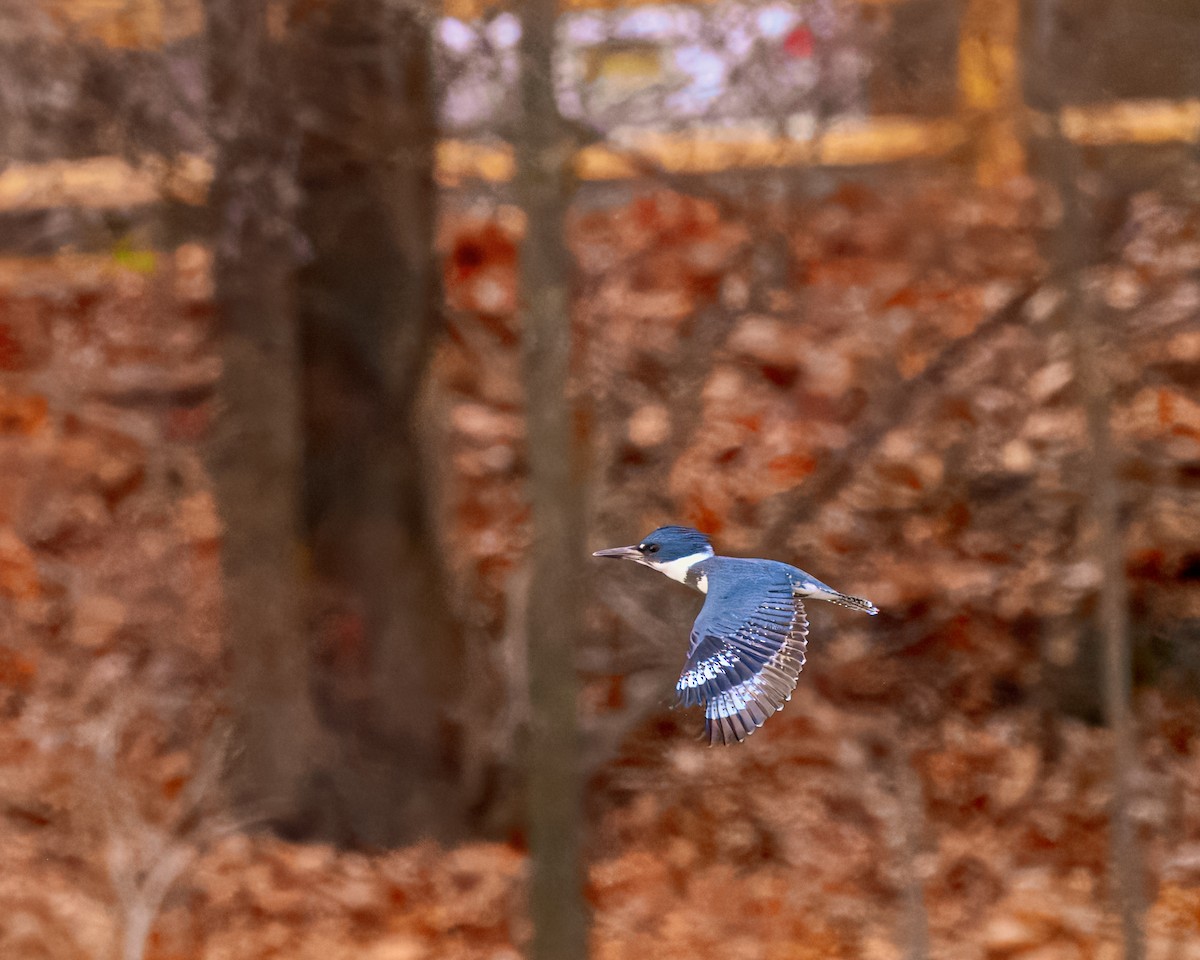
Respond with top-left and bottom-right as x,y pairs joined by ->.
516,1 -> 590,957
204,0 -> 323,825
291,0 -> 461,846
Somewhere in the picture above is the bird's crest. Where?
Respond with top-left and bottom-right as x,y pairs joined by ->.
641,525 -> 712,554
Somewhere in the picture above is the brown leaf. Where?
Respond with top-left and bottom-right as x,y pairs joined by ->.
0,389 -> 47,435
767,453 -> 816,482
0,529 -> 40,600
0,644 -> 35,690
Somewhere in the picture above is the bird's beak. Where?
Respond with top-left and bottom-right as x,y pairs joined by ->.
592,544 -> 642,560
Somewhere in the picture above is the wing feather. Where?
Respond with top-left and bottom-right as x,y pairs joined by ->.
675,566 -> 810,746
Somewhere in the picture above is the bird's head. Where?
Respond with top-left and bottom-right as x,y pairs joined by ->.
593,525 -> 714,572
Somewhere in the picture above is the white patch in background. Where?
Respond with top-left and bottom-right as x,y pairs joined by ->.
438,18 -> 476,54
564,12 -> 606,45
671,45 -> 727,107
757,4 -> 800,39
649,550 -> 713,592
486,13 -> 520,48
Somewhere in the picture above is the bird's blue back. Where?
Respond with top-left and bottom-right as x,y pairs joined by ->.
698,556 -> 835,600
687,556 -> 825,656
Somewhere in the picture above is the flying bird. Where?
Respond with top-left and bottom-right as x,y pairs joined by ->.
593,525 -> 878,746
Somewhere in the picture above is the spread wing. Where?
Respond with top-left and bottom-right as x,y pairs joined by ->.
675,570 -> 809,746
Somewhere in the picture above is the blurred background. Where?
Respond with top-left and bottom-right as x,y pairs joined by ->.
0,0 -> 1198,958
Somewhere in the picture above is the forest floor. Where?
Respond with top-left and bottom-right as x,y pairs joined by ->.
1,171 -> 1199,959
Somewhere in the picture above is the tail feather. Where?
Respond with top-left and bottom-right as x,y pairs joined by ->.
826,592 -> 879,616
790,575 -> 880,615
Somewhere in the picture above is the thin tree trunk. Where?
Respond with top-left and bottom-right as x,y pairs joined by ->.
204,0 -> 322,826
516,0 -> 589,956
292,0 -> 460,846
1026,2 -> 1145,953
892,745 -> 931,960
1058,178 -> 1146,960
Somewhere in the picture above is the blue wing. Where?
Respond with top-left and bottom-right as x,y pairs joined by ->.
675,562 -> 809,746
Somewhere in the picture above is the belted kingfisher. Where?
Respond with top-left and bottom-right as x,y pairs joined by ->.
594,525 -> 878,746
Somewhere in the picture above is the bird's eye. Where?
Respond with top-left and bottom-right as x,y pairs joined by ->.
645,543 -> 660,554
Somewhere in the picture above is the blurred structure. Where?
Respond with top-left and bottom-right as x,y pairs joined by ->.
0,0 -> 1198,958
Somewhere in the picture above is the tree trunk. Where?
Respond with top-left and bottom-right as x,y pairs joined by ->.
1025,3 -> 1146,955
516,1 -> 590,958
1053,156 -> 1146,960
292,0 -> 461,846
204,0 -> 323,827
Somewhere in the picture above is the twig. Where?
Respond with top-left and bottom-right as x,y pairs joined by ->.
83,711 -> 236,960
